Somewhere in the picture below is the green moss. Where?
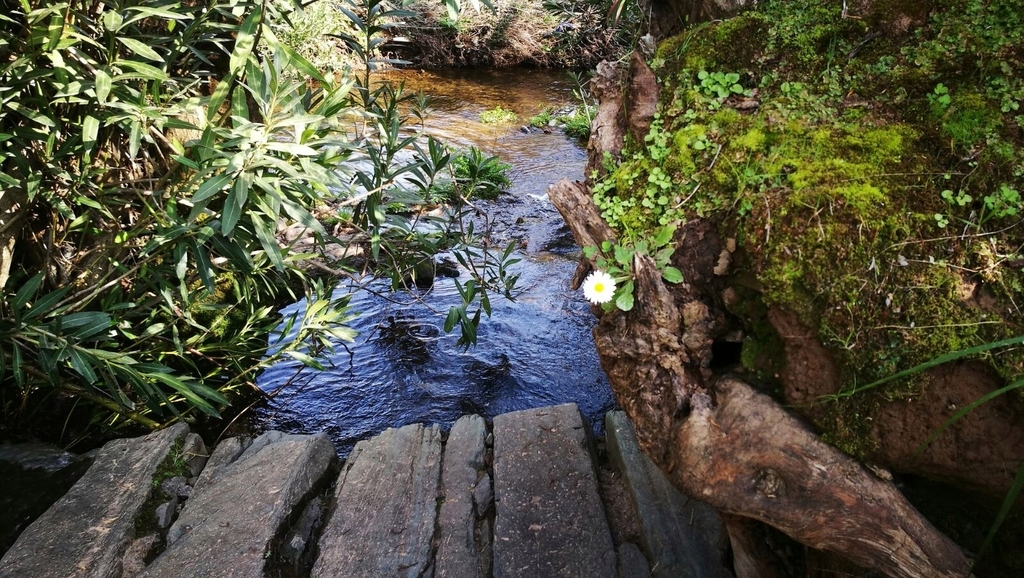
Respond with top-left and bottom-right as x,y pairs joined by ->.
940,92 -> 1002,149
134,433 -> 190,536
188,274 -> 251,341
597,0 -> 1024,462
735,127 -> 767,152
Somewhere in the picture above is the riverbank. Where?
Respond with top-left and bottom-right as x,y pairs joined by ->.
272,0 -> 631,73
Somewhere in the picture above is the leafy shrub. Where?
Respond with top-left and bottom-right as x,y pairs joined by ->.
0,0 -> 517,437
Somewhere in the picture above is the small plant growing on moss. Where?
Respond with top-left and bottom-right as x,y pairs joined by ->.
582,225 -> 684,312
698,70 -> 742,98
928,83 -> 952,111
480,106 -> 518,125
981,184 -> 1022,223
698,70 -> 750,100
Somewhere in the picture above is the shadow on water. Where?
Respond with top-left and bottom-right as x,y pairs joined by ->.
253,68 -> 614,457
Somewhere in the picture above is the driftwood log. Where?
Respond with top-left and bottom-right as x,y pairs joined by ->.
549,178 -> 972,577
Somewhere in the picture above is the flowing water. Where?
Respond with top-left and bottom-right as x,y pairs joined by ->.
254,68 -> 615,456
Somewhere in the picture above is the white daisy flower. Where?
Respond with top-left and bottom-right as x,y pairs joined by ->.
582,270 -> 616,304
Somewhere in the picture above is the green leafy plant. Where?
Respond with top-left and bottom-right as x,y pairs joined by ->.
698,70 -> 751,100
981,184 -> 1022,222
430,146 -> 512,202
529,107 -> 555,128
928,83 -> 952,111
0,0 -> 364,431
0,0 -> 518,436
581,225 -> 683,312
330,0 -> 520,345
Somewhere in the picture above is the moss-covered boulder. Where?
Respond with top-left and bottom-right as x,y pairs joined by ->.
591,0 -> 1024,534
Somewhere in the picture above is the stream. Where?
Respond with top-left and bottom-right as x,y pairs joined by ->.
253,68 -> 616,456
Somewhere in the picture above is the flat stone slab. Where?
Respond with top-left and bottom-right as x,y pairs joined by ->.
492,403 -> 616,578
312,423 -> 442,578
606,411 -> 731,578
140,431 -> 335,578
0,423 -> 188,578
436,414 -> 490,578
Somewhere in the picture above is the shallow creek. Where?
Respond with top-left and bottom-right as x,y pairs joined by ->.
253,68 -> 616,456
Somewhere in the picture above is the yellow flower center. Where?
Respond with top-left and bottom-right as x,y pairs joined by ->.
594,283 -> 605,292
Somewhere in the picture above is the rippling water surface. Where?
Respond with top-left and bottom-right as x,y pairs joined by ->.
254,68 -> 615,456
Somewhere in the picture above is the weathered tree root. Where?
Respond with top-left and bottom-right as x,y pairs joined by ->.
549,178 -> 971,578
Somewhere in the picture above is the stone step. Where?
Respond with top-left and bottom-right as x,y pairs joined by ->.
436,414 -> 492,578
0,423 -> 188,578
139,431 -> 335,578
4,406 -> 734,578
605,410 -> 732,578
312,422 -> 442,578
492,403 -> 617,578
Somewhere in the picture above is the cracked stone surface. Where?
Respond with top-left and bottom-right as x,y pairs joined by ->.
0,423 -> 187,578
140,431 -> 335,578
312,423 -> 442,578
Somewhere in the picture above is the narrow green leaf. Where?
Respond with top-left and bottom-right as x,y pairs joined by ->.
95,69 -> 111,103
82,115 -> 99,154
918,377 -> 1024,455
59,312 -> 114,340
141,323 -> 167,338
8,102 -> 55,127
192,242 -> 215,292
68,348 -> 99,383
654,225 -> 676,247
23,287 -> 72,320
229,8 -> 261,74
976,459 -> 1024,566
116,60 -> 169,81
175,247 -> 188,280
191,173 -> 232,204
221,175 -> 249,236
275,38 -> 327,85
117,37 -> 162,61
280,199 -> 325,235
444,307 -> 460,333
12,342 -> 24,389
123,6 -> 190,22
12,272 -> 44,311
231,85 -> 248,128
253,215 -> 284,269
207,78 -> 232,122
284,350 -> 325,370
851,335 -> 1024,395
149,372 -> 220,417
265,142 -> 318,156
129,119 -> 142,159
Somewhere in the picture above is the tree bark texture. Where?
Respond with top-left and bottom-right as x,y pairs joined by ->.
549,178 -> 972,578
